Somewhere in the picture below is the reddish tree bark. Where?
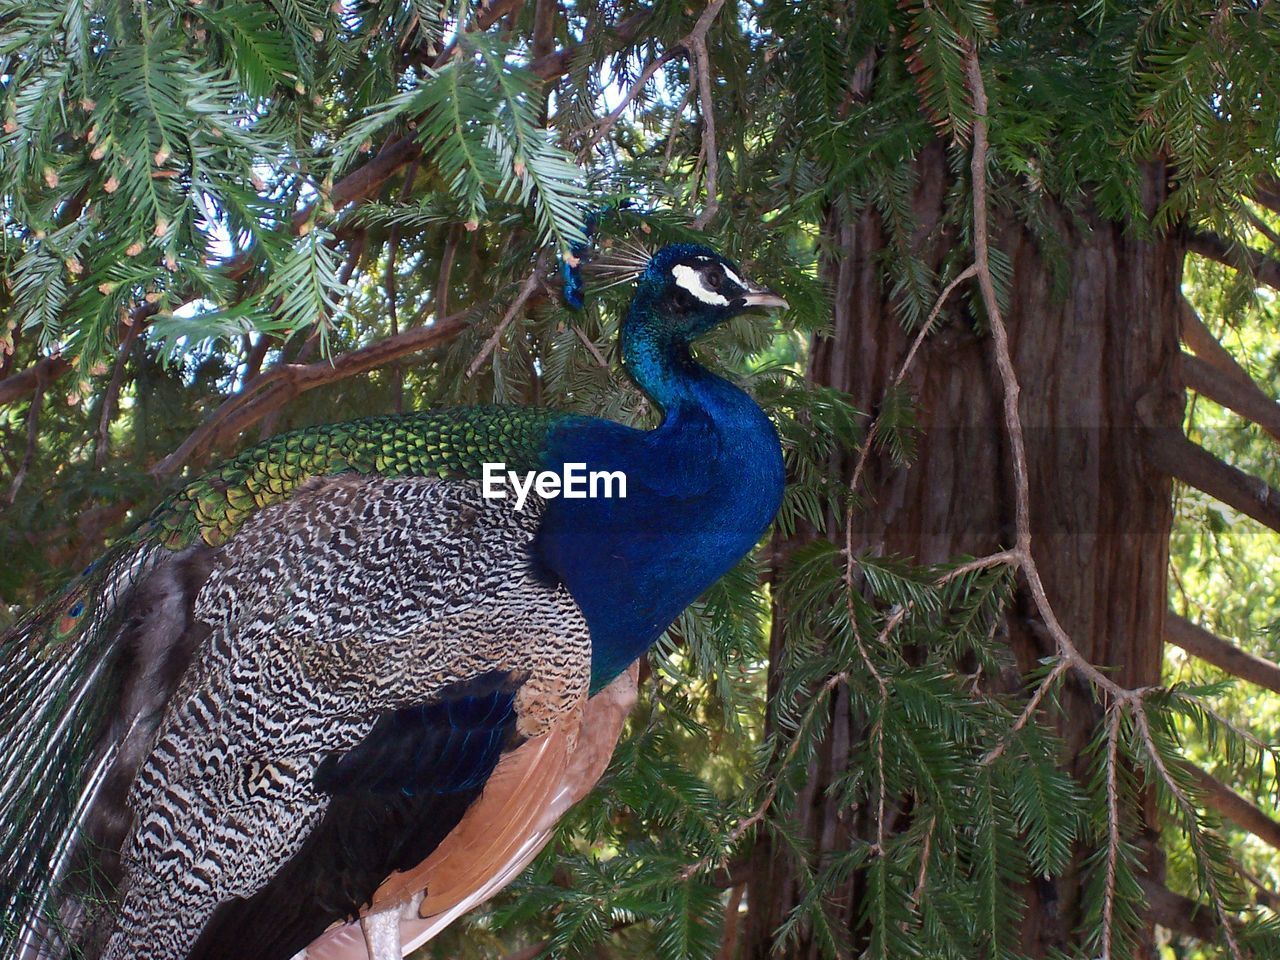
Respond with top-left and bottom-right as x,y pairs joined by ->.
742,144 -> 1185,958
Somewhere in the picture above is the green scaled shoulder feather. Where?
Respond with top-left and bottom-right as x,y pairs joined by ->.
0,405 -> 572,957
145,405 -> 571,548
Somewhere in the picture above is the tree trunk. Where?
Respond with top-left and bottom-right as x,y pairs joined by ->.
742,143 -> 1185,958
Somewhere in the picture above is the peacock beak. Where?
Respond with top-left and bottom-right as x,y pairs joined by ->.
741,287 -> 789,310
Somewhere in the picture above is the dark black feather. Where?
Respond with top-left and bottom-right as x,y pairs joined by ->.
187,670 -> 526,960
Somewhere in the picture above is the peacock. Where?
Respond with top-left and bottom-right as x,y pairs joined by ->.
0,241 -> 788,960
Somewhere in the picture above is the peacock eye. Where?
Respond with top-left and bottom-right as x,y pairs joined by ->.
53,597 -> 88,639
705,269 -> 723,290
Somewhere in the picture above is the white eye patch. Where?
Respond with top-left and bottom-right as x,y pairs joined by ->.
672,263 -> 730,305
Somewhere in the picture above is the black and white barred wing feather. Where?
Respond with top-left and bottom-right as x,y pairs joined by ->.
3,473 -> 593,960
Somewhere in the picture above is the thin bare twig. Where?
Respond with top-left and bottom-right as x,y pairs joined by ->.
94,318 -> 141,467
965,51 -> 1127,701
7,367 -> 44,505
938,549 -> 1019,584
980,658 -> 1070,767
574,0 -> 722,228
435,223 -> 462,321
466,265 -> 545,379
662,82 -> 695,174
385,158 -> 422,414
912,813 -> 936,903
572,324 -> 611,369
689,38 -> 719,229
1133,706 -> 1244,960
676,670 -> 849,881
1100,705 -> 1123,958
847,264 -> 978,498
688,0 -> 727,229
834,268 -> 985,849
579,48 -> 682,158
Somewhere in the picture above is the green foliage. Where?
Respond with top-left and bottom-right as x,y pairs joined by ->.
3,1 -> 1280,959
0,0 -> 585,370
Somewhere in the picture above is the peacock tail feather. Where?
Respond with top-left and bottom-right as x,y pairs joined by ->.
1,537 -> 167,958
0,405 -> 572,959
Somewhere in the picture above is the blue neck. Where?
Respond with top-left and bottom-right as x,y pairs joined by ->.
535,304 -> 785,691
621,304 -> 701,415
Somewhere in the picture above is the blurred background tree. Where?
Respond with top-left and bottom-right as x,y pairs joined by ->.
2,0 -> 1279,958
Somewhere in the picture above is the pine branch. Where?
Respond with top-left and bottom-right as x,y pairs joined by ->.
465,260 -> 546,378
846,265 -> 977,497
676,670 -> 849,881
5,367 -> 44,506
1146,430 -> 1280,535
571,324 -> 610,368
1179,299 -> 1259,394
0,0 -> 630,400
1101,705 -> 1123,960
688,0 -> 727,230
1187,764 -> 1280,853
150,308 -> 473,477
0,354 -> 70,407
1251,176 -> 1280,218
978,657 -> 1069,767
94,319 -> 141,467
1181,352 -> 1280,445
322,5 -> 658,231
1138,877 -> 1220,942
527,8 -> 654,80
408,0 -> 528,71
1166,615 -> 1280,696
1187,231 -> 1280,292
1132,706 -> 1244,960
964,49 -> 1130,700
958,54 -> 1253,957
0,299 -> 161,408
578,47 -> 683,157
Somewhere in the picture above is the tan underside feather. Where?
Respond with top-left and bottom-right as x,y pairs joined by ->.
302,663 -> 639,960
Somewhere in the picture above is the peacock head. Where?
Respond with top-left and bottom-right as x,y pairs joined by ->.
628,243 -> 788,344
